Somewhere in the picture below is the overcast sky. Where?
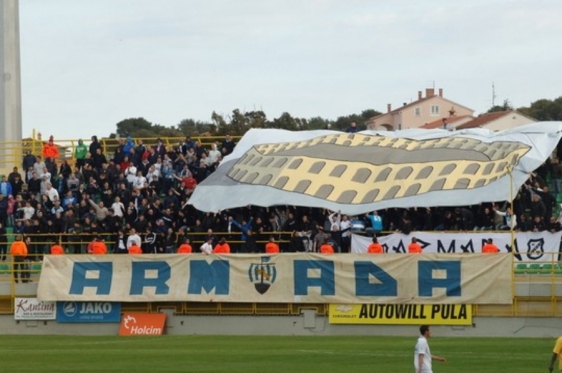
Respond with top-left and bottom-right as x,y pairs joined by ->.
19,0 -> 562,140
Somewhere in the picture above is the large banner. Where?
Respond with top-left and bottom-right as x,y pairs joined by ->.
351,231 -> 562,263
328,304 -> 472,325
189,123 -> 562,214
37,254 -> 512,304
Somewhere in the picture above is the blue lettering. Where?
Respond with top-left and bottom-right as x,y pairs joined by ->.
418,261 -> 461,297
69,262 -> 113,295
354,261 -> 397,296
294,260 -> 335,296
130,262 -> 171,295
188,260 -> 230,295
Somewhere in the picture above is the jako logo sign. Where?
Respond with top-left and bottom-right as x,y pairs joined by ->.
119,313 -> 166,336
56,301 -> 121,323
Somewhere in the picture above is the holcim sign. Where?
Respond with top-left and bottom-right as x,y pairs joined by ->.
118,313 -> 166,336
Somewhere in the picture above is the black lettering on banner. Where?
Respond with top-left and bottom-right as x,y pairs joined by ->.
460,239 -> 474,253
505,238 -> 522,261
431,305 -> 440,318
417,238 -> 431,249
382,244 -> 389,253
395,305 -> 407,318
420,305 -> 427,319
431,305 -> 467,320
437,240 -> 456,253
392,241 -> 406,254
458,305 -> 467,319
359,304 -> 467,320
359,304 -> 368,318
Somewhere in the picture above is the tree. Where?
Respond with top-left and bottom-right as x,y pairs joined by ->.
114,118 -> 153,138
177,118 -> 214,136
307,116 -> 331,130
211,111 -> 228,135
518,97 -> 562,121
361,109 -> 381,120
272,112 -> 299,131
487,99 -> 513,113
334,114 -> 363,131
245,111 -> 268,129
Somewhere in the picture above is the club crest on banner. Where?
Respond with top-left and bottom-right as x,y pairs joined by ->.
248,256 -> 277,294
527,238 -> 544,260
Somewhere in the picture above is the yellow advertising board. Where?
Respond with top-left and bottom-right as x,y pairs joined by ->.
329,304 -> 472,325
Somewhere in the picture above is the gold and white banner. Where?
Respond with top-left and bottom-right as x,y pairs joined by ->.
37,253 -> 512,304
189,124 -> 562,214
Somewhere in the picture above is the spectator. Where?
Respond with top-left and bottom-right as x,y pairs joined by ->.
319,239 -> 334,254
74,139 -> 88,170
494,206 -> 517,231
367,236 -> 383,254
126,228 -> 142,250
482,238 -> 499,254
213,237 -> 230,254
200,237 -> 214,255
10,234 -> 28,283
22,151 -> 36,172
42,136 -> 59,159
265,236 -> 280,254
408,237 -> 423,254
177,238 -> 192,254
345,121 -> 359,133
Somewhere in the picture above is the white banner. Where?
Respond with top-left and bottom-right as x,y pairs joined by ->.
37,254 -> 512,304
351,231 -> 562,262
14,298 -> 56,320
189,123 -> 562,214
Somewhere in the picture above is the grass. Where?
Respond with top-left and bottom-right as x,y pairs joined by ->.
0,335 -> 554,372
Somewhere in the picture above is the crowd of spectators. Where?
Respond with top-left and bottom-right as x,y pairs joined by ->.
1,134 -> 562,258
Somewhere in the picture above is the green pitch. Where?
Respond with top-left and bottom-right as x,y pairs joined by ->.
0,335 -> 553,372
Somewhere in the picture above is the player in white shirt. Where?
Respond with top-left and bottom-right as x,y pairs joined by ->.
200,238 -> 214,255
414,325 -> 446,373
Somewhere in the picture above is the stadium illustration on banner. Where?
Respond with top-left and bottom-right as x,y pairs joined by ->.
189,124 -> 562,214
227,134 -> 529,203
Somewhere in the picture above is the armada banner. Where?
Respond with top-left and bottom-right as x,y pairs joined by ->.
351,231 -> 562,262
189,123 -> 562,214
38,253 -> 512,304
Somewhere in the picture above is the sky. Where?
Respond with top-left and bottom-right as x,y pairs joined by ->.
19,0 -> 562,140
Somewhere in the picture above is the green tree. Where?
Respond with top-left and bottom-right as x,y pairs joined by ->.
306,116 -> 331,130
245,111 -> 268,129
487,99 -> 513,113
518,97 -> 562,121
361,109 -> 381,120
114,118 -> 153,137
334,114 -> 363,131
211,111 -> 228,135
177,118 -> 214,135
273,112 -> 299,131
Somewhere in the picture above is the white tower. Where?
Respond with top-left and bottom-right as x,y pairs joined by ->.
0,0 -> 22,145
